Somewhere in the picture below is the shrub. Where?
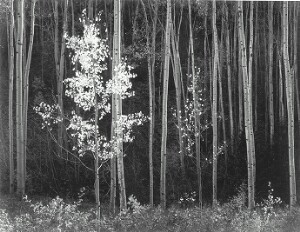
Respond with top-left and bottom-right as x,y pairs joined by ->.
0,209 -> 13,232
13,196 -> 96,232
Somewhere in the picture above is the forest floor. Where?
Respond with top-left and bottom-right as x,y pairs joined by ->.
0,193 -> 300,232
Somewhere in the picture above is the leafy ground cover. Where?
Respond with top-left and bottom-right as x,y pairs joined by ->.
0,190 -> 300,232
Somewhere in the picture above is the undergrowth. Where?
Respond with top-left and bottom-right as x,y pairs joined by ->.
0,186 -> 300,232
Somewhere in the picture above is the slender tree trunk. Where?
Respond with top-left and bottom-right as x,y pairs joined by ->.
293,4 -> 300,202
8,0 -> 15,194
238,1 -> 255,210
225,2 -> 234,155
212,0 -> 218,206
282,1 -> 297,206
278,47 -> 285,124
149,0 -> 157,207
54,0 -> 67,158
23,0 -> 37,189
171,24 -> 185,186
254,2 -> 259,132
0,3 -> 9,194
113,0 -> 127,212
16,0 -> 25,196
268,2 -> 274,147
105,0 -> 116,215
93,77 -> 101,228
188,0 -> 202,207
140,0 -> 157,207
248,1 -> 256,200
160,0 -> 171,209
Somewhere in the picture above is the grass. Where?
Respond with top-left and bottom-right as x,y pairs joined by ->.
0,190 -> 300,232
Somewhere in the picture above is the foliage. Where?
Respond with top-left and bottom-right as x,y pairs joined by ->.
0,209 -> 13,232
1,191 -> 300,232
178,191 -> 196,208
34,10 -> 147,160
12,196 -> 98,232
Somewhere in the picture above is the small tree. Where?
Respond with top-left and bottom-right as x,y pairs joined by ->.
34,10 -> 146,222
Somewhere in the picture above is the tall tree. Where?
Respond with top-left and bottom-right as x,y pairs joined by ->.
293,4 -> 300,201
268,2 -> 274,147
171,15 -> 185,187
212,0 -> 218,206
160,0 -> 171,210
54,0 -> 68,158
112,0 -> 127,212
140,0 -> 158,207
0,0 -> 9,194
225,1 -> 234,154
16,0 -> 25,196
282,1 -> 297,206
23,0 -> 37,188
238,0 -> 255,209
188,0 -> 201,207
8,0 -> 15,194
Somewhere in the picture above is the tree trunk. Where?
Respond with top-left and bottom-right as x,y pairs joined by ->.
171,24 -> 185,187
23,0 -> 37,190
248,1 -> 256,201
149,0 -> 158,207
282,1 -> 297,206
16,0 -> 25,196
238,1 -> 255,210
225,2 -> 234,155
254,2 -> 259,132
0,2 -> 9,194
268,2 -> 274,147
105,0 -> 117,215
93,77 -> 101,226
293,3 -> 300,202
140,0 -> 158,207
54,0 -> 68,158
8,0 -> 15,194
160,0 -> 171,210
212,0 -> 218,206
113,0 -> 127,212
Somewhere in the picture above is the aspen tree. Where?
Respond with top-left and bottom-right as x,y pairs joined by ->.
293,3 -> 300,146
23,0 -> 37,185
238,0 -> 255,209
104,0 -> 117,215
278,44 -> 285,123
16,0 -> 25,196
248,1 -> 256,196
54,0 -> 68,158
212,0 -> 218,206
282,1 -> 297,206
238,46 -> 243,135
171,22 -> 185,184
188,0 -> 202,207
8,0 -> 14,194
93,76 -> 101,225
219,4 -> 227,188
268,2 -> 274,147
112,0 -> 127,212
254,2 -> 259,132
232,16 -> 239,136
160,0 -> 171,210
150,1 -> 158,207
225,2 -> 234,154
140,0 -> 158,207
294,3 -> 300,202
0,1 -> 9,194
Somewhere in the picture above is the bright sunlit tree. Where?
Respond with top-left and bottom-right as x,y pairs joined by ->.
34,10 -> 146,223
